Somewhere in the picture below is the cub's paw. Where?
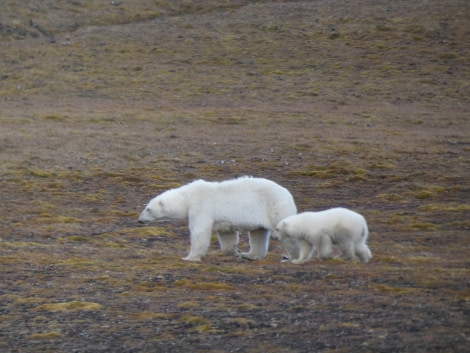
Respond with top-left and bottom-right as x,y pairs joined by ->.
223,246 -> 240,257
239,252 -> 265,261
234,248 -> 245,261
182,255 -> 202,262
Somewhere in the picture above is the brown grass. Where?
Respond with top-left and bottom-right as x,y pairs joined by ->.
0,0 -> 469,352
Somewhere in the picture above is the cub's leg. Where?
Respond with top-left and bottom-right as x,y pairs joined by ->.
241,228 -> 270,260
217,231 -> 240,256
280,236 -> 300,262
317,233 -> 334,260
291,239 -> 314,264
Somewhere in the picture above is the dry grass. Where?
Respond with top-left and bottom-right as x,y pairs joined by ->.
0,0 -> 469,352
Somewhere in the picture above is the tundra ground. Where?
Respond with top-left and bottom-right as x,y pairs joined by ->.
0,1 -> 469,352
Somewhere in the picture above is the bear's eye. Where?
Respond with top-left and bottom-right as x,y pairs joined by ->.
146,209 -> 151,213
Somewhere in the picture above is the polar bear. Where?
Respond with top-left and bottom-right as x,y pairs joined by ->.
273,207 -> 372,264
138,177 -> 298,262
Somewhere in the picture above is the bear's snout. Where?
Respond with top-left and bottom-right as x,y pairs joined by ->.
138,213 -> 150,224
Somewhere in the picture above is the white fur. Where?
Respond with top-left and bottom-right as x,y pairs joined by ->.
138,177 -> 297,261
273,207 -> 372,264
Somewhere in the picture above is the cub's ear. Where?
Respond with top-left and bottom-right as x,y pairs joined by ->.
276,221 -> 287,232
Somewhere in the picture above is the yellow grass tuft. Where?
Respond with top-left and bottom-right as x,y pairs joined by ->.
288,161 -> 368,181
34,301 -> 102,312
175,279 -> 234,291
409,222 -> 438,230
30,169 -> 55,178
237,303 -> 258,311
419,203 -> 470,212
371,283 -> 414,295
179,315 -> 208,325
177,301 -> 200,309
28,331 -> 63,340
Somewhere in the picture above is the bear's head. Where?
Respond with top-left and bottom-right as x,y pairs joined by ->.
138,189 -> 189,224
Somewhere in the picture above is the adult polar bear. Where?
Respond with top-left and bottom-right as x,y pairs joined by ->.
138,177 -> 298,261
273,207 -> 372,264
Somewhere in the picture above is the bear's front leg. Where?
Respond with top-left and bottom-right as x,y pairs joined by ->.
183,230 -> 211,261
184,216 -> 213,261
240,229 -> 270,260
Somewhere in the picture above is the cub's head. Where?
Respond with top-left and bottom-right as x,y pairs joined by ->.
272,220 -> 289,240
138,188 -> 188,224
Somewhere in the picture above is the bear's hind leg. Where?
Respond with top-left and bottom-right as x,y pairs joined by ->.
355,242 -> 372,263
338,240 -> 355,260
217,231 -> 240,256
241,229 -> 270,260
338,239 -> 356,260
317,234 -> 334,260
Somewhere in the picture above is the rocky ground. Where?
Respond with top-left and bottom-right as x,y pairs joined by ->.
0,1 -> 469,352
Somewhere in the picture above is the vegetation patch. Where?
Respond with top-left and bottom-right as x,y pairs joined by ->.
418,203 -> 470,212
28,331 -> 63,340
174,279 -> 234,291
288,161 -> 368,181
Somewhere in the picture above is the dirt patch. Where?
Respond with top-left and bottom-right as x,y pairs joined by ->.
0,1 -> 469,352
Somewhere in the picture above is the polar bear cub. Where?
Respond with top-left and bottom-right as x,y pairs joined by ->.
273,207 -> 372,264
138,177 -> 297,262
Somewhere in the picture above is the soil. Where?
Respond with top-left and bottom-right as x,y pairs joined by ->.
0,1 -> 469,352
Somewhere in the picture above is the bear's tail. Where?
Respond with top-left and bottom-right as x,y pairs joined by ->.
361,221 -> 369,241
356,221 -> 372,263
